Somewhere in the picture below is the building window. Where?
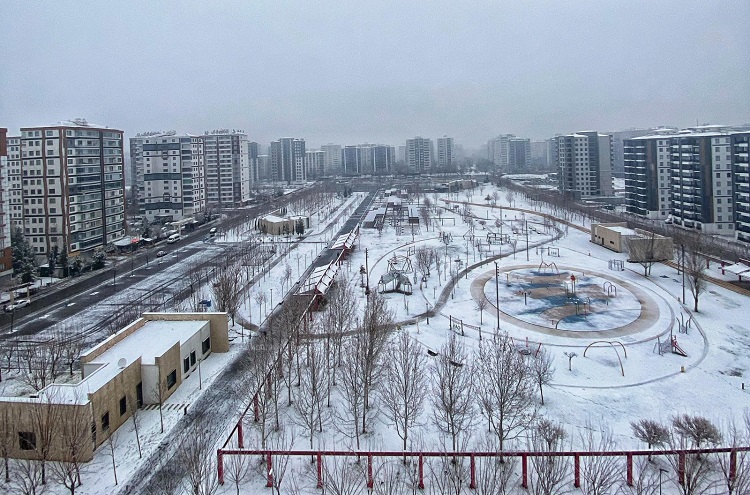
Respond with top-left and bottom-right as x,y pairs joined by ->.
190,351 -> 196,366
183,356 -> 190,373
167,369 -> 177,389
101,412 -> 110,431
120,396 -> 127,416
202,337 -> 210,355
18,432 -> 36,450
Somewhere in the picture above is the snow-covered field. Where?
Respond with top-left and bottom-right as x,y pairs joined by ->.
4,185 -> 749,494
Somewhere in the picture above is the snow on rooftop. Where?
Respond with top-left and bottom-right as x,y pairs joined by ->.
606,225 -> 637,235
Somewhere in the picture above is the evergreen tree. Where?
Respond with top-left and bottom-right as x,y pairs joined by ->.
58,247 -> 69,278
48,245 -> 59,277
11,227 -> 36,282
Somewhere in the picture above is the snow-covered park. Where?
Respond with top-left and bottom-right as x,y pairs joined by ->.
2,183 -> 749,494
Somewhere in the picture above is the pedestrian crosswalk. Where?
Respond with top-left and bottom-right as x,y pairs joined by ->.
141,403 -> 191,411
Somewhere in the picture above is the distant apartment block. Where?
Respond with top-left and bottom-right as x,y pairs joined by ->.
436,136 -> 455,169
530,140 -> 548,169
733,132 -> 750,243
556,131 -> 613,198
488,134 -> 530,173
0,128 -> 12,280
201,130 -> 249,208
342,144 -> 395,175
305,149 -> 325,178
7,120 -> 125,258
321,144 -> 342,175
130,132 -> 206,223
406,137 -> 433,173
271,138 -> 306,183
248,141 -> 259,184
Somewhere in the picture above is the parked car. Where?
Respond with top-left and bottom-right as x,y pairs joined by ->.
5,299 -> 30,312
156,250 -> 167,258
209,227 -> 217,235
167,233 -> 181,244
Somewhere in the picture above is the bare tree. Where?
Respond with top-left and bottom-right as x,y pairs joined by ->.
666,433 -> 718,495
324,277 -> 358,395
415,246 -> 436,281
223,453 -> 250,495
528,419 -> 569,495
530,348 -> 555,406
50,393 -> 89,492
1,407 -> 15,482
475,297 -> 488,325
426,455 -> 468,495
681,237 -> 711,311
10,460 -> 46,495
430,335 -> 475,452
476,335 -> 538,452
626,232 -> 671,277
616,456 -> 659,495
30,391 -> 62,484
580,422 -> 620,495
336,335 -> 367,449
381,331 -> 427,457
267,427 -> 297,495
671,414 -> 722,449
127,395 -> 143,459
178,425 -> 219,495
491,191 -> 499,208
106,430 -> 119,486
292,341 -> 328,451
360,292 -> 394,434
474,437 -> 517,495
630,419 -> 669,460
716,412 -> 750,495
319,456 -> 366,495
420,207 -> 431,232
254,291 -> 267,321
211,265 -> 243,325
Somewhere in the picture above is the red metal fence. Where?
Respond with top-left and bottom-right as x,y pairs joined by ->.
217,446 -> 749,489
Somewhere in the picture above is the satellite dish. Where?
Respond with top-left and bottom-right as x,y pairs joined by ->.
117,358 -> 127,369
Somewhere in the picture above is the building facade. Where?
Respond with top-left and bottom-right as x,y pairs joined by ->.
321,144 -> 342,176
271,138 -> 306,183
0,128 -> 12,280
248,141 -> 259,185
130,132 -> 206,223
733,132 -> 750,243
436,136 -> 455,170
305,149 -> 326,179
624,135 -> 673,220
406,137 -> 432,173
556,131 -> 613,199
10,120 -> 125,258
201,130 -> 249,208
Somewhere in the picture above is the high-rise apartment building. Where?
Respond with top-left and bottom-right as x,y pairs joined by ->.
437,136 -> 455,169
270,138 -> 306,183
0,128 -> 12,280
201,130 -> 249,208
342,144 -> 394,175
623,134 -> 672,220
733,132 -> 750,243
130,132 -> 206,222
257,154 -> 270,180
556,131 -> 613,198
406,137 -> 432,173
9,120 -> 125,258
248,142 -> 259,185
321,144 -> 342,175
488,134 -> 530,172
305,150 -> 325,178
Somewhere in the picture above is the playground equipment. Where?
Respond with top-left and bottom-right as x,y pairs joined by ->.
387,254 -> 413,274
655,335 -> 688,357
377,270 -> 413,295
538,260 -> 560,275
608,259 -> 624,271
583,340 -> 628,376
603,281 -> 617,297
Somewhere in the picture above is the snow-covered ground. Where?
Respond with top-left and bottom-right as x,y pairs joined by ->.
5,185 -> 749,494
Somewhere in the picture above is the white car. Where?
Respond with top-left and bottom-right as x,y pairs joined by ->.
5,299 -> 30,312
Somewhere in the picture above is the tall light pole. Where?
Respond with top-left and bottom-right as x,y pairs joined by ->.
659,468 -> 667,495
526,220 -> 530,261
494,262 -> 500,332
270,288 -> 273,310
681,243 -> 685,304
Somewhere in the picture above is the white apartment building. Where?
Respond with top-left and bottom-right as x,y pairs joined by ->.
556,131 -> 613,198
130,132 -> 206,223
437,136 -> 455,169
271,138 -> 306,183
321,144 -> 342,175
10,120 -> 125,258
406,137 -> 432,173
305,150 -> 326,179
201,130 -> 249,208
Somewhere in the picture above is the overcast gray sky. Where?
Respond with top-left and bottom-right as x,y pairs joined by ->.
1,1 -> 748,149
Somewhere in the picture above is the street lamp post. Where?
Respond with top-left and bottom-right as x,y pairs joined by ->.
681,243 -> 685,304
659,468 -> 667,495
270,288 -> 273,310
494,262 -> 500,331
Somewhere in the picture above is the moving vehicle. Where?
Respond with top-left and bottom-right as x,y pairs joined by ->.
5,299 -> 30,312
209,227 -> 217,235
167,233 -> 181,244
156,250 -> 167,258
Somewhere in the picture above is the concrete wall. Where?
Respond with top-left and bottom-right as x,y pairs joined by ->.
179,321 -> 211,380
88,358 -> 143,448
591,223 -> 632,252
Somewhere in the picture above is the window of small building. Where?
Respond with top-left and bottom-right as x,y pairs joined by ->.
190,351 -> 196,366
167,369 -> 177,389
120,396 -> 127,416
202,337 -> 211,355
183,356 -> 190,373
18,432 -> 36,450
101,412 -> 110,431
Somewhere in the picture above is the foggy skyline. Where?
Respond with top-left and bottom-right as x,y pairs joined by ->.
1,1 -> 748,149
